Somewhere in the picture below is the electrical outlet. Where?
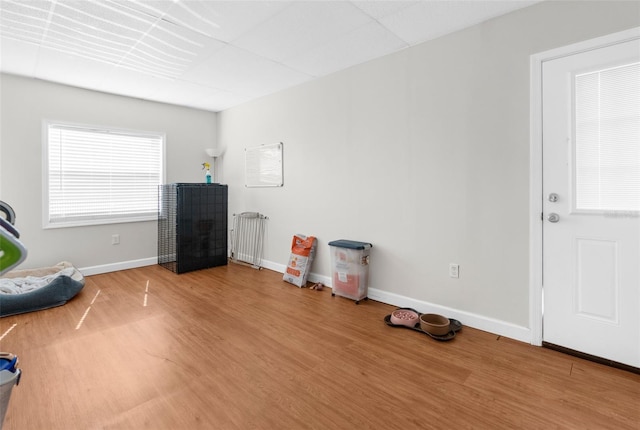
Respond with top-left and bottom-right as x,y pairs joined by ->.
449,263 -> 459,278
111,234 -> 120,245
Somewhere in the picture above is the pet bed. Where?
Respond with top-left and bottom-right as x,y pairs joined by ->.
0,261 -> 85,317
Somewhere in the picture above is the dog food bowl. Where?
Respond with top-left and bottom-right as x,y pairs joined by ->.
419,313 -> 450,336
390,309 -> 419,327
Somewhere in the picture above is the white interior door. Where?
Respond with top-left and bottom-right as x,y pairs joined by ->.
542,39 -> 640,368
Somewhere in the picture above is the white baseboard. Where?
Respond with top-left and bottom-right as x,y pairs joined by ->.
81,257 -> 532,344
79,257 -> 157,276
261,259 -> 332,285
366,288 -> 532,344
262,258 -> 532,344
260,259 -> 286,274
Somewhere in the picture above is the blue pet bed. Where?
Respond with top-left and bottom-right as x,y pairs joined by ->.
0,261 -> 85,317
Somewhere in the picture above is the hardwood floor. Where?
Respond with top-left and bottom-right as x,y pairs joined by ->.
1,263 -> 638,429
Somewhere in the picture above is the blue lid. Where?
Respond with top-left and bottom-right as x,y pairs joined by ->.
328,240 -> 372,250
0,356 -> 18,372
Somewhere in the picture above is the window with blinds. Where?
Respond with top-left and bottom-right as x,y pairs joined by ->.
574,62 -> 640,212
45,122 -> 164,228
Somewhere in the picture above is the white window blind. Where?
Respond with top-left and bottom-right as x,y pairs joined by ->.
45,122 -> 164,227
574,62 -> 640,212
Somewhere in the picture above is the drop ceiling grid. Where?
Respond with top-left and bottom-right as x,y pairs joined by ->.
159,78 -> 247,112
44,1 -> 157,64
180,44 -> 313,98
231,1 -> 373,65
164,0 -> 290,43
283,20 -> 409,77
0,1 -> 51,44
0,0 -> 543,112
378,0 -> 540,46
0,0 -> 52,78
121,20 -> 211,79
352,0 -> 420,21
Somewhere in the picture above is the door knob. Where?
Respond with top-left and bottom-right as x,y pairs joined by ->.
547,213 -> 560,223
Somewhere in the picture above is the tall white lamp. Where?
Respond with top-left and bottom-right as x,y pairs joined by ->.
205,148 -> 220,158
205,148 -> 220,183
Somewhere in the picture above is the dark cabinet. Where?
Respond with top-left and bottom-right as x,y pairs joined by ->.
158,183 -> 228,273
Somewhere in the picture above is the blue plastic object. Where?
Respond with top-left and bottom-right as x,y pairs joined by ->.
0,357 -> 17,373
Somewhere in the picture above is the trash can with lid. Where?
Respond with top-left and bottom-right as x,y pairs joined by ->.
328,240 -> 372,304
0,352 -> 21,430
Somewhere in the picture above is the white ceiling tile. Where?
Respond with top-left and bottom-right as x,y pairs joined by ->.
192,90 -> 252,112
0,0 -> 543,111
122,19 -> 226,79
33,46 -> 117,89
48,0 -> 158,42
0,39 -> 40,76
33,0 -> 158,73
163,0 -> 291,43
379,0 -> 539,46
111,0 -> 177,19
0,0 -> 52,44
158,78 -> 215,99
352,1 -> 419,20
181,45 -> 312,98
86,64 -> 169,101
164,80 -> 253,112
285,21 -> 408,77
232,1 -> 373,63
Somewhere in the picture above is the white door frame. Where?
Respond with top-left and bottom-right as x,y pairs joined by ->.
529,27 -> 640,346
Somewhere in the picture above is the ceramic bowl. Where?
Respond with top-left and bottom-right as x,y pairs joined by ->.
419,313 -> 450,336
390,309 -> 419,327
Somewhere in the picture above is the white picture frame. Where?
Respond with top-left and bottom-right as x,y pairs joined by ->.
245,142 -> 283,188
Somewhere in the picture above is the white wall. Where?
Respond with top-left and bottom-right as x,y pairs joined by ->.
0,74 -> 217,271
217,1 -> 640,333
1,1 -> 637,342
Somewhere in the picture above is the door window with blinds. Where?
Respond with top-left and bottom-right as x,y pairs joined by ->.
44,121 -> 164,228
573,61 -> 640,213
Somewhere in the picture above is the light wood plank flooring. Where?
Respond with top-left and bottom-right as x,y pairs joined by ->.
1,264 -> 638,429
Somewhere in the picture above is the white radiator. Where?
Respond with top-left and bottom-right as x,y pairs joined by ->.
230,212 -> 267,269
